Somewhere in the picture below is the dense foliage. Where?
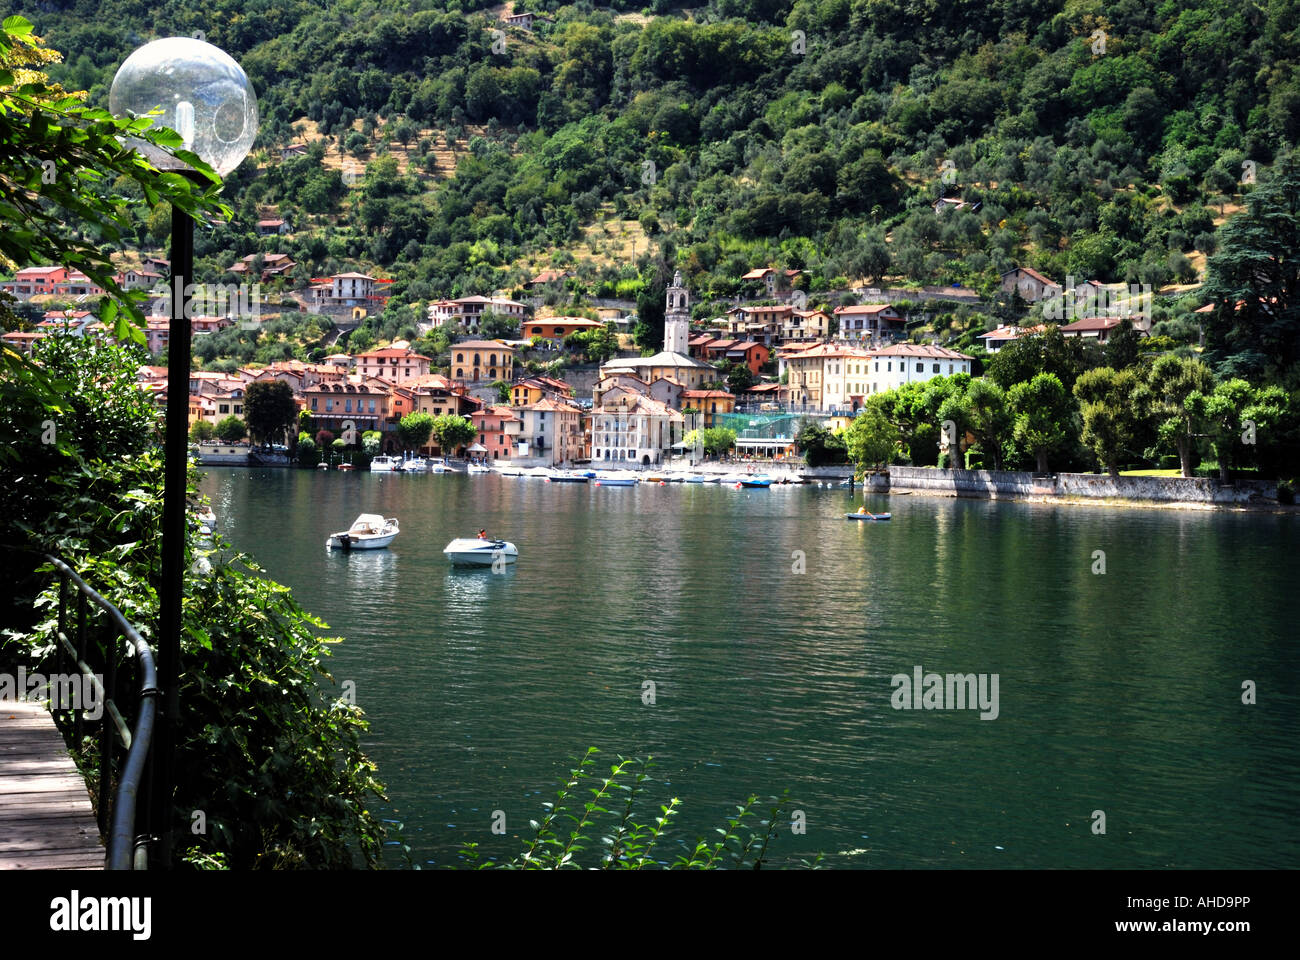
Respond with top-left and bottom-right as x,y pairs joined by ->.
2,337 -> 389,868
9,1 -> 1298,376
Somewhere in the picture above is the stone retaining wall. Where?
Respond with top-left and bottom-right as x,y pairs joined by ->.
875,466 -> 1277,504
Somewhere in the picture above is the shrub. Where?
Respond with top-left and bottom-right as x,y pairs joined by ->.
462,748 -> 818,870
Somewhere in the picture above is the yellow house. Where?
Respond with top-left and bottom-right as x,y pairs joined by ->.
451,340 -> 515,384
680,389 -> 735,428
510,375 -> 575,406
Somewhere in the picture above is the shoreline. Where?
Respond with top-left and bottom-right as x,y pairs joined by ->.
877,485 -> 1298,514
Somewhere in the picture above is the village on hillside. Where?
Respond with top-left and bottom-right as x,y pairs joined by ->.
1,258 -> 1153,467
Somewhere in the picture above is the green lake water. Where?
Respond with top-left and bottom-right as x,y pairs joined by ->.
198,467 -> 1300,868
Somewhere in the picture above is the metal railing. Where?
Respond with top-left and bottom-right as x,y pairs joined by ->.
43,554 -> 159,870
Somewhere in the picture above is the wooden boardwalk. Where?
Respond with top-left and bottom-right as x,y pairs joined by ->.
0,701 -> 103,869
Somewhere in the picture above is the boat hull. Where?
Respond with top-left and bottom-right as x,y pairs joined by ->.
326,532 -> 398,548
443,538 -> 518,566
845,513 -> 891,521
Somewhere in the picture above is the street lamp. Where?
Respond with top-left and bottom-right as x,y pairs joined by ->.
110,36 -> 256,868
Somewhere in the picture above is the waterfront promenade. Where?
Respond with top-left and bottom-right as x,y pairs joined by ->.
0,701 -> 102,869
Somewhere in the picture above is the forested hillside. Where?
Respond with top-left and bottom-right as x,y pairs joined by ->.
14,0 -> 1300,373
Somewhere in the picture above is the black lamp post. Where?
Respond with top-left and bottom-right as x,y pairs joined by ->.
110,36 -> 257,867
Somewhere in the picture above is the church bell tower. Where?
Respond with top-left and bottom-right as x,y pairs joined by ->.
663,270 -> 689,355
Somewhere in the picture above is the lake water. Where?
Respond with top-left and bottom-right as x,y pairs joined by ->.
198,467 -> 1300,868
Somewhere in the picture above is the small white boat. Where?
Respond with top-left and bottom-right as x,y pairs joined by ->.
326,514 -> 399,550
594,470 -> 638,486
400,457 -> 428,472
443,537 -> 518,566
370,455 -> 401,472
467,463 -> 491,474
430,462 -> 453,474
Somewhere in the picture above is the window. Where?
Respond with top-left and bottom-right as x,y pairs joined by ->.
456,353 -> 463,363
933,364 -> 940,373
311,398 -> 318,411
948,364 -> 953,373
325,398 -> 333,411
345,398 -> 352,412
916,363 -> 923,372
369,399 -> 376,413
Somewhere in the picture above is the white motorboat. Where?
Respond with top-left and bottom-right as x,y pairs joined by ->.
467,463 -> 491,474
370,455 -> 401,472
326,514 -> 399,550
443,537 -> 518,566
400,457 -> 428,472
430,462 -> 453,474
594,470 -> 638,486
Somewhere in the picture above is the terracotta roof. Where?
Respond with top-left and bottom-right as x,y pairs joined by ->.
979,324 -> 1046,341
1060,317 -> 1125,332
835,303 -> 897,315
1003,266 -> 1059,287
682,389 -> 734,399
357,347 -> 432,361
454,340 -> 515,350
870,344 -> 973,360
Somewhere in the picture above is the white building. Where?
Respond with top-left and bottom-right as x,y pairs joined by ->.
428,296 -> 528,331
591,393 -> 682,467
867,344 -> 973,395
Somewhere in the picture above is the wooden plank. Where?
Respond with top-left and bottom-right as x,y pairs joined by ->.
0,701 -> 103,870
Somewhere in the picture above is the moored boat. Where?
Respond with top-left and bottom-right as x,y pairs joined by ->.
370,455 -> 401,472
443,537 -> 518,566
845,510 -> 891,521
326,514 -> 399,549
593,470 -> 638,486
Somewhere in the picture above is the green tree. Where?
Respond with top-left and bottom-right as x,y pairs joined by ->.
295,431 -> 320,468
480,309 -> 520,340
986,326 -> 1097,393
242,380 -> 299,447
1147,355 -> 1214,477
1074,367 -> 1147,477
396,411 -> 434,451
845,406 -> 901,472
1199,151 -> 1300,382
724,361 -> 757,394
1008,373 -> 1074,474
1103,319 -> 1143,370
1185,379 -> 1255,481
215,415 -> 247,443
190,420 -> 216,443
963,378 -> 1010,470
491,379 -> 511,404
432,413 -> 476,455
795,422 -> 848,466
